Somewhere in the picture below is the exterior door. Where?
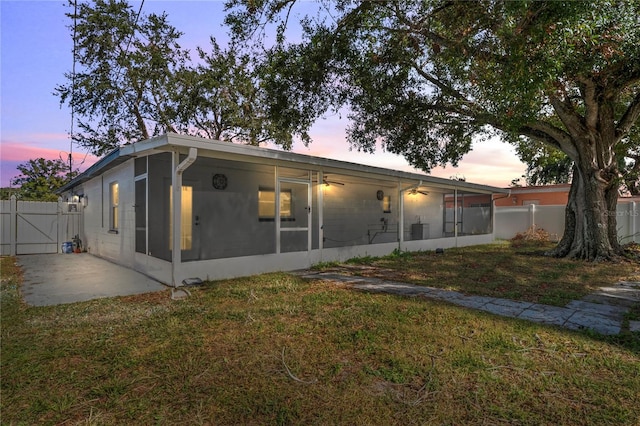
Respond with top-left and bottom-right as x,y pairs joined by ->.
135,177 -> 147,254
170,181 -> 200,261
278,179 -> 311,253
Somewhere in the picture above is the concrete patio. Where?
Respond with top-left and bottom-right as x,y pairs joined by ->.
18,253 -> 168,306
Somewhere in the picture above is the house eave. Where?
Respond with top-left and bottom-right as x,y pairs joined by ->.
56,148 -> 133,194
120,133 -> 509,194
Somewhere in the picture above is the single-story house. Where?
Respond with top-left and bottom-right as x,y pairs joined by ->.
58,133 -> 508,287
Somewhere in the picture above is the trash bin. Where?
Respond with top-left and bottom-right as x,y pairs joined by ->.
61,242 -> 73,254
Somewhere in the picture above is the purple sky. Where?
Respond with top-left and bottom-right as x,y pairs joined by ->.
0,0 -> 526,189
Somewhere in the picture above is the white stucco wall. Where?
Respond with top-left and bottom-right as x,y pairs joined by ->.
81,161 -> 136,266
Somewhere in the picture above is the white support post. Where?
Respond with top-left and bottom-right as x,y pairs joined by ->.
171,151 -> 181,287
453,188 -> 458,246
398,180 -> 404,248
275,166 -> 280,254
318,171 -> 324,251
171,148 -> 197,290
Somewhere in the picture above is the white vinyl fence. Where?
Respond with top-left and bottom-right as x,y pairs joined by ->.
1,196 -> 83,255
495,202 -> 639,243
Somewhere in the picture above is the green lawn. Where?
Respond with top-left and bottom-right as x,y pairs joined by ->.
1,246 -> 639,425
320,241 -> 640,306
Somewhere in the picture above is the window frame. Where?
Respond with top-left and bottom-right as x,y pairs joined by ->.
109,181 -> 119,232
258,187 -> 295,222
382,195 -> 392,213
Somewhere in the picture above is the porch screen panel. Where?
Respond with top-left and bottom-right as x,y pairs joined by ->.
322,175 -> 398,248
443,192 -> 493,236
169,185 -> 193,250
135,178 -> 146,253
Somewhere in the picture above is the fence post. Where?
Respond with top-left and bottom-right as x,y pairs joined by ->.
632,202 -> 638,243
529,203 -> 536,230
9,195 -> 16,256
57,197 -> 63,253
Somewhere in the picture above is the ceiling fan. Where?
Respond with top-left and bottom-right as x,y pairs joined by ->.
322,175 -> 345,186
409,188 -> 429,196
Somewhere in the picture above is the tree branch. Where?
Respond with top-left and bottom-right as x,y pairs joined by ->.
408,60 -> 468,100
549,95 -> 586,140
578,77 -> 599,130
519,122 -> 578,160
616,90 -> 640,142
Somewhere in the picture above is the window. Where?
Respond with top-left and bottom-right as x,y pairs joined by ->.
259,187 -> 293,221
383,195 -> 391,213
169,185 -> 193,250
109,182 -> 119,231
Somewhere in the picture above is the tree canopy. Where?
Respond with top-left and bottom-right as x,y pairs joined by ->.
56,0 -> 303,156
56,0 -> 189,155
225,0 -> 640,259
11,158 -> 74,201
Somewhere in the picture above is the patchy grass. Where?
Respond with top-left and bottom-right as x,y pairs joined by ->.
320,241 -> 640,307
2,253 -> 640,425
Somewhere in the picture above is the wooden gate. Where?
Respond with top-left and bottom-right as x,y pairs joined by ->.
1,196 -> 83,255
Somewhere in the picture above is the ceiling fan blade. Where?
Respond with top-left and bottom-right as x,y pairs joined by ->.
323,175 -> 345,186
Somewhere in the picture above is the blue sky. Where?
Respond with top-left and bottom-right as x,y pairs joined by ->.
0,0 -> 526,188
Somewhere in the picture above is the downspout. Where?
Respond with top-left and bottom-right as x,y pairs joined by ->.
171,147 -> 197,298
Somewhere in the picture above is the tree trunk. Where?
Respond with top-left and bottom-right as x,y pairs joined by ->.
547,165 -> 621,261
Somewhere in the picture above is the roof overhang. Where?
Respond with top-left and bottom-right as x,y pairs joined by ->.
61,133 -> 509,195
56,148 -> 131,194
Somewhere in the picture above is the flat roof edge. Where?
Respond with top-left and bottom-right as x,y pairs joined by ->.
60,133 -> 509,194
161,133 -> 507,193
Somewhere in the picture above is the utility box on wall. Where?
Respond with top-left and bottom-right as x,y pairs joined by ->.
411,223 -> 429,240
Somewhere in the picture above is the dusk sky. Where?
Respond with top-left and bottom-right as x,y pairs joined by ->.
0,0 -> 527,189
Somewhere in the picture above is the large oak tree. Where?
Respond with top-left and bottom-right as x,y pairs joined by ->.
226,0 -> 640,260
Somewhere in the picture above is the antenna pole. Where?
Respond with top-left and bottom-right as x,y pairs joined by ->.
69,0 -> 78,180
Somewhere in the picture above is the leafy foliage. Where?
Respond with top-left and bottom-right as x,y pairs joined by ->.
56,0 -> 303,156
225,0 -> 640,172
56,0 -> 189,155
11,158 -> 74,201
516,142 -> 574,186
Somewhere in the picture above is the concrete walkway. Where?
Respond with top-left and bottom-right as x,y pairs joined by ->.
298,271 -> 640,336
18,253 -> 167,306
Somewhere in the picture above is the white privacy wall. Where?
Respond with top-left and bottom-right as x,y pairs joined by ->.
495,203 -> 639,243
